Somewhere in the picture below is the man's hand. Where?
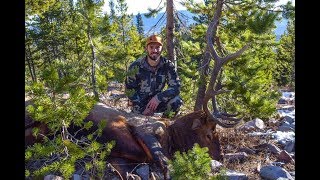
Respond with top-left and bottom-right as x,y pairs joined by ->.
128,100 -> 133,106
146,96 -> 160,111
142,96 -> 160,116
142,107 -> 154,116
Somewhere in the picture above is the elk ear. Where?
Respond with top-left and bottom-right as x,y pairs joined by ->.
191,119 -> 202,130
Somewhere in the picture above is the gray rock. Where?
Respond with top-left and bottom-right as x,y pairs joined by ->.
73,174 -> 81,180
44,175 -> 63,180
282,116 -> 295,124
284,140 -> 295,153
211,160 -> 223,172
135,164 -> 149,180
255,143 -> 281,155
278,123 -> 295,132
225,169 -> 248,180
277,150 -> 294,163
272,131 -> 295,146
224,152 -> 248,162
238,147 -> 256,154
278,98 -> 287,104
260,165 -> 293,180
238,118 -> 265,132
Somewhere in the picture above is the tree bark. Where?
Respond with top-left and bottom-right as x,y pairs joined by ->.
26,43 -> 37,82
87,29 -> 99,99
194,47 -> 210,111
166,0 -> 176,69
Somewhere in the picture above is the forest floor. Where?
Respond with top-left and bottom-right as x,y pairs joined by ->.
25,82 -> 294,179
100,82 -> 295,179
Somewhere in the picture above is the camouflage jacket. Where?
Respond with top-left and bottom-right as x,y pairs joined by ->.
125,56 -> 181,107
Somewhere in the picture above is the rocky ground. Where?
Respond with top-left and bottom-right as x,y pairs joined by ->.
98,82 -> 295,180
32,82 -> 295,180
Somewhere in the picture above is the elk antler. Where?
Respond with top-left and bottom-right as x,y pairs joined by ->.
203,0 -> 250,128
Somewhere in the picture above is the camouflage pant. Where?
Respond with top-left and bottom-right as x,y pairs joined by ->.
132,95 -> 183,117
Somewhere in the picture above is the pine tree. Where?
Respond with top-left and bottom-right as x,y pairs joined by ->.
25,1 -> 116,178
275,17 -> 295,88
177,0 -> 286,119
136,12 -> 144,36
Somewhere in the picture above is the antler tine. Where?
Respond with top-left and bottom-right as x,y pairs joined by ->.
220,115 -> 243,122
203,89 -> 216,122
203,89 -> 242,128
220,112 -> 240,118
202,0 -> 246,129
212,111 -> 243,128
213,120 -> 241,128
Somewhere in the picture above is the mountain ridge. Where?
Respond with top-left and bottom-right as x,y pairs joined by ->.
134,10 -> 288,40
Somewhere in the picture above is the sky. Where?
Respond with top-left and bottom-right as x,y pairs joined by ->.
102,0 -> 295,15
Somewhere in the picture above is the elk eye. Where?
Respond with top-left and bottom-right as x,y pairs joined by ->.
207,134 -> 212,141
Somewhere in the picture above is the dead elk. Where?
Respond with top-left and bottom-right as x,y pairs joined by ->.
25,102 -> 236,179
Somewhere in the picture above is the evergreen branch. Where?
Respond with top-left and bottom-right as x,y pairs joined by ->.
144,0 -> 164,18
174,10 -> 193,34
221,43 -> 251,65
224,2 -> 242,19
144,12 -> 166,36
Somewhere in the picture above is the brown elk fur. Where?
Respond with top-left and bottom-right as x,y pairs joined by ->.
165,110 -> 222,160
25,102 -> 222,178
93,115 -> 152,163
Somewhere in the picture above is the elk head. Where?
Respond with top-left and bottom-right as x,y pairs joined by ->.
167,110 -> 223,160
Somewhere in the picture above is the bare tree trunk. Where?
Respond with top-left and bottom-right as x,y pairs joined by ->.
166,0 -> 176,69
194,47 -> 210,111
26,43 -> 37,82
87,29 -> 99,99
69,0 -> 81,61
52,42 -> 64,79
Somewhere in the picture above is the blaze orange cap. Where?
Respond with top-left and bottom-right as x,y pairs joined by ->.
146,34 -> 163,46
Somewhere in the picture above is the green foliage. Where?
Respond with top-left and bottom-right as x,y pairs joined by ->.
220,40 -> 282,119
25,143 -> 56,160
168,143 -> 213,180
176,0 -> 287,119
281,1 -> 295,19
25,59 -> 115,179
25,125 -> 115,179
25,0 -> 57,18
248,11 -> 278,34
163,109 -> 177,118
82,140 -> 115,179
178,59 -> 200,112
25,169 -> 31,178
275,19 -> 295,88
95,69 -> 109,93
136,12 -> 144,36
145,6 -> 165,18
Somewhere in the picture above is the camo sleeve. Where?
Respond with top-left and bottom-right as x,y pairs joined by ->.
125,63 -> 142,105
156,61 -> 181,103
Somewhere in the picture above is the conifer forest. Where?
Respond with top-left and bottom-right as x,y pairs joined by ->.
25,0 -> 295,179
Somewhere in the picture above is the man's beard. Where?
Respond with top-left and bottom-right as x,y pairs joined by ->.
148,53 -> 159,61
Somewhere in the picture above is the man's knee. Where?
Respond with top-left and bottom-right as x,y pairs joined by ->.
165,96 -> 183,114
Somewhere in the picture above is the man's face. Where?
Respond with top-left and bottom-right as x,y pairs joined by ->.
146,42 -> 162,61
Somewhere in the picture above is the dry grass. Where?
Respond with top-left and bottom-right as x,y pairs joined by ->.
101,86 -> 295,179
217,127 -> 295,179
